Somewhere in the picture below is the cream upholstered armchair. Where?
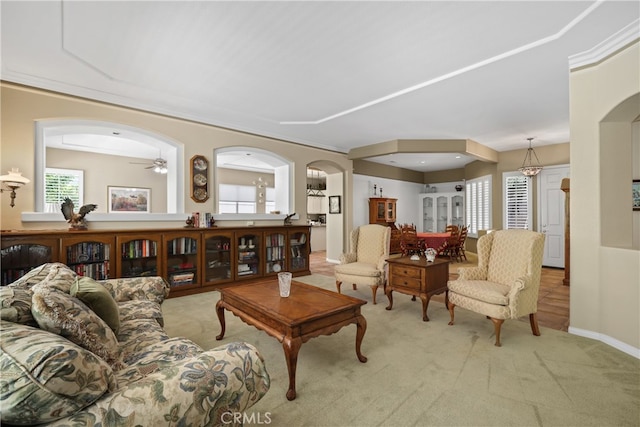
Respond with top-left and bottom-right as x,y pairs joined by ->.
447,229 -> 545,346
335,224 -> 391,304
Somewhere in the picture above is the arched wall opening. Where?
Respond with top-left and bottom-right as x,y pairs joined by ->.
599,93 -> 640,249
34,119 -> 184,214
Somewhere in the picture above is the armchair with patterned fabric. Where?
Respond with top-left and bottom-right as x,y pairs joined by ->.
447,229 -> 545,346
335,224 -> 391,304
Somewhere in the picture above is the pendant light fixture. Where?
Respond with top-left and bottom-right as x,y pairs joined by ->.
519,137 -> 543,177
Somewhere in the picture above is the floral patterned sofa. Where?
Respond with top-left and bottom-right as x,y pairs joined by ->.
0,263 -> 270,426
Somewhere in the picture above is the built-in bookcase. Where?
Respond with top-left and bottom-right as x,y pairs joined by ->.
0,226 -> 310,297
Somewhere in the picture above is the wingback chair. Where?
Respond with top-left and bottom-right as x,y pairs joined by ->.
335,224 -> 391,304
447,229 -> 545,346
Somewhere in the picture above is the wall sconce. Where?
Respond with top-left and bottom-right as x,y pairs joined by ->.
0,168 -> 30,207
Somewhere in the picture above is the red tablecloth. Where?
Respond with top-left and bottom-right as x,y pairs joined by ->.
417,232 -> 450,250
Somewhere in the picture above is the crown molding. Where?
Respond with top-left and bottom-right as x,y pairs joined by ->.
569,19 -> 640,70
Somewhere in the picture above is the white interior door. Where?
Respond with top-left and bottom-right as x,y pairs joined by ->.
538,166 -> 569,268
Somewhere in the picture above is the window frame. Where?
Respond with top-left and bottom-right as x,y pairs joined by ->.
465,174 -> 492,238
503,171 -> 533,230
218,184 -> 257,214
44,167 -> 84,213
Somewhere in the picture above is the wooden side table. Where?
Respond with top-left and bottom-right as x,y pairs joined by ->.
385,257 -> 449,321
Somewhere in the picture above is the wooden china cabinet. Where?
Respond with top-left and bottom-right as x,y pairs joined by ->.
368,197 -> 401,254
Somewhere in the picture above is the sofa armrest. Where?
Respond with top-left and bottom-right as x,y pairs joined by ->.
49,342 -> 270,427
99,276 -> 170,305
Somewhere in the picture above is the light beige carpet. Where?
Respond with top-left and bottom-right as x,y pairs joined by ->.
162,275 -> 639,427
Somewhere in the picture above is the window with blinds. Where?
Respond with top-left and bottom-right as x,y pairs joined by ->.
219,184 -> 257,214
504,172 -> 532,230
44,168 -> 84,213
465,175 -> 491,237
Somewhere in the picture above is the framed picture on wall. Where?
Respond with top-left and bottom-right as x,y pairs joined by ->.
108,186 -> 151,213
329,195 -> 341,214
633,180 -> 640,211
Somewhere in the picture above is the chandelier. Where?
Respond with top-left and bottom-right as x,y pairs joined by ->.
519,137 -> 543,177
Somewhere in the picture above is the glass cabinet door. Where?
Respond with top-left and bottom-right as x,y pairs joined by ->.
288,230 -> 309,272
422,196 -> 434,232
386,201 -> 396,222
203,232 -> 233,285
165,233 -> 199,290
63,237 -> 113,280
437,196 -> 448,232
118,235 -> 161,278
452,195 -> 464,229
265,231 -> 286,275
236,232 -> 261,279
1,239 -> 58,285
376,201 -> 385,221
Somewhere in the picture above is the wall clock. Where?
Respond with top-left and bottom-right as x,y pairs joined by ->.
190,155 -> 209,203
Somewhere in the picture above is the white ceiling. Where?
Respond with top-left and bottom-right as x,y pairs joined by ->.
2,1 -> 638,172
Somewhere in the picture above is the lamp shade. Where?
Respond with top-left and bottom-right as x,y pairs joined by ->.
0,168 -> 30,185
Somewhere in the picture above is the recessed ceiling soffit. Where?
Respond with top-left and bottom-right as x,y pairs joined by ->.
348,139 -> 498,163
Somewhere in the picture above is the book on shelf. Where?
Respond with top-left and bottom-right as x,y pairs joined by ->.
170,272 -> 194,285
190,212 -> 214,228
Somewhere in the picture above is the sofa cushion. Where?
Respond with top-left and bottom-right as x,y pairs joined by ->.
0,287 -> 37,326
71,276 -> 120,334
31,287 -> 123,369
16,262 -> 77,293
0,320 -> 117,425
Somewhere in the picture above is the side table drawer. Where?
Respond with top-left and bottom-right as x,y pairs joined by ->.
390,265 -> 421,279
391,275 -> 421,291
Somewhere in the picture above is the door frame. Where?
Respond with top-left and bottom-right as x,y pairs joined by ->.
537,164 -> 570,268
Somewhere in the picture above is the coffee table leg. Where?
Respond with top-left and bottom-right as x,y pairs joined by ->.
355,315 -> 368,363
282,336 -> 302,401
215,300 -> 226,340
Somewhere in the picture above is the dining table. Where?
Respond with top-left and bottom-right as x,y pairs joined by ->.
417,232 -> 451,251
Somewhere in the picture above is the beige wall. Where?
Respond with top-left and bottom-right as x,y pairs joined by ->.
569,40 -> 640,352
0,83 -> 352,233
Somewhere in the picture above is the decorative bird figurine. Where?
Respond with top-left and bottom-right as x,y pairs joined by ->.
284,213 -> 296,226
61,198 -> 97,230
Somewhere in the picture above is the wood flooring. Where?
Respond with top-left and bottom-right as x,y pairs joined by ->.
309,251 -> 569,332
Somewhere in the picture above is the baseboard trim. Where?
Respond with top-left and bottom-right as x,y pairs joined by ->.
568,326 -> 640,359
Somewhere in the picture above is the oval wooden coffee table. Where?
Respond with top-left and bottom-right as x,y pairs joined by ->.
216,279 -> 367,400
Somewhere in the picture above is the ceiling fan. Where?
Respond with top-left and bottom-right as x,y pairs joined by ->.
129,157 -> 168,174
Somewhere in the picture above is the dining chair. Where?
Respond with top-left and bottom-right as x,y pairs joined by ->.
399,223 -> 425,257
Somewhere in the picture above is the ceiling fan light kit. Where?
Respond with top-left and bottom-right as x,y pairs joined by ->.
130,157 -> 168,174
